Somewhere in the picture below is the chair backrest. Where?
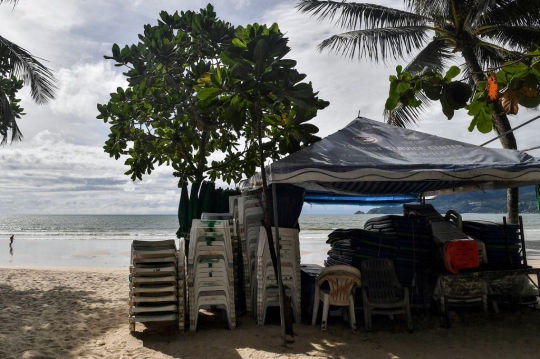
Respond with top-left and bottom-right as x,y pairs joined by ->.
361,258 -> 402,303
317,265 -> 361,306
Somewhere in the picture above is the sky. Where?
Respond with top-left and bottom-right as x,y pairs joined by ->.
1,0 -> 540,215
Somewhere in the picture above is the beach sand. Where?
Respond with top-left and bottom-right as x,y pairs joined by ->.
1,266 -> 540,358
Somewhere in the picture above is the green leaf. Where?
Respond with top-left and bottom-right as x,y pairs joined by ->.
111,44 -> 121,59
274,59 -> 297,68
196,87 -> 221,100
232,38 -> 247,49
385,80 -> 399,110
440,88 -> 455,119
444,66 -> 461,81
254,39 -> 269,61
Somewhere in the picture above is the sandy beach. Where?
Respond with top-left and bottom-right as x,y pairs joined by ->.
1,266 -> 540,358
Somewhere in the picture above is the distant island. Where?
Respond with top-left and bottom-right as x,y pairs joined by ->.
360,186 -> 538,214
354,210 -> 365,214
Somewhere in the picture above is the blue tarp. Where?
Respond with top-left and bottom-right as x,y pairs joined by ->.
304,192 -> 418,206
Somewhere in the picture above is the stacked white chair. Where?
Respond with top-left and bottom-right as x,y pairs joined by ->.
128,239 -> 179,332
256,227 -> 301,325
188,219 -> 236,331
236,195 -> 264,315
201,212 -> 240,310
177,238 -> 187,332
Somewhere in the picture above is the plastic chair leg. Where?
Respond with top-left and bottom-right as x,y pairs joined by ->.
363,306 -> 371,331
312,289 -> 320,326
406,304 -> 413,332
321,294 -> 330,331
349,297 -> 356,332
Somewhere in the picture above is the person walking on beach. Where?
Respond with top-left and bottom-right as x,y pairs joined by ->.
9,234 -> 14,246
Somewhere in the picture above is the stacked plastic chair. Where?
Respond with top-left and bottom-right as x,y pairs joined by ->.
201,212 -> 240,311
177,238 -> 187,332
236,195 -> 264,315
188,219 -> 236,331
256,227 -> 301,325
128,239 -> 181,332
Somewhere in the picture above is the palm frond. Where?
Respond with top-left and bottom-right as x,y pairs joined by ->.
296,0 -> 428,30
383,90 -> 434,128
318,26 -> 431,63
404,38 -> 455,73
481,26 -> 540,52
474,44 -> 518,71
0,0 -> 19,5
481,0 -> 540,28
0,35 -> 57,104
0,87 -> 22,145
404,0 -> 453,19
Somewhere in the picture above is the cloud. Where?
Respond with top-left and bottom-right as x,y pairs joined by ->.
2,0 -> 540,215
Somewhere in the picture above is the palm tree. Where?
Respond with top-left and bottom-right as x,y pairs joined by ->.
297,0 -> 540,223
0,0 -> 57,144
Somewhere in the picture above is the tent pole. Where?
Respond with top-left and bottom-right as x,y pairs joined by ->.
272,183 -> 287,346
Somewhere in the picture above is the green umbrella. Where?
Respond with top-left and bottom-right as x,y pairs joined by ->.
203,182 -> 215,213
188,182 -> 201,239
176,181 -> 190,239
197,181 -> 208,219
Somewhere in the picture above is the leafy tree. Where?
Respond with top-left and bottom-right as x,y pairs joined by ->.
200,23 -> 329,341
297,0 -> 540,222
0,0 -> 57,144
97,5 -> 245,190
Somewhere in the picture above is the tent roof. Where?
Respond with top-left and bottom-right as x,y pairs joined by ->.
240,117 -> 540,196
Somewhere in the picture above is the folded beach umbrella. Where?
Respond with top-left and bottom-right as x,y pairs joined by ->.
176,182 -> 190,239
188,182 -> 200,239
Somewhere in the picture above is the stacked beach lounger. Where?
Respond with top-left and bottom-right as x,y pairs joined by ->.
325,216 -> 432,305
236,195 -> 264,315
256,227 -> 301,325
128,239 -> 185,332
188,219 -> 236,331
462,220 -> 523,267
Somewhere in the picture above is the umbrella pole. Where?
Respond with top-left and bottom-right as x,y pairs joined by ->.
272,183 -> 287,346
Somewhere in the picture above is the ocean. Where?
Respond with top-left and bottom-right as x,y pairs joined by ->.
1,213 -> 540,267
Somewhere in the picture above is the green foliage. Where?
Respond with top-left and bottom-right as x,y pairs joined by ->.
195,22 -> 329,165
0,72 -> 25,143
385,50 -> 540,133
386,65 -> 470,120
98,5 -> 249,184
98,6 -> 328,196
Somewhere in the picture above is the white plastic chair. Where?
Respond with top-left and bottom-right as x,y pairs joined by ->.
312,265 -> 361,332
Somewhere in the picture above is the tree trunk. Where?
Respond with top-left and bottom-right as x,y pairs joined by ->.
462,48 -> 520,223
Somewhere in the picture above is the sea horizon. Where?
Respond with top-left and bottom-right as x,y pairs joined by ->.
1,213 -> 539,268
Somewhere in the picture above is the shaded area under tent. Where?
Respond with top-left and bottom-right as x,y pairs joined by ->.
240,117 -> 540,322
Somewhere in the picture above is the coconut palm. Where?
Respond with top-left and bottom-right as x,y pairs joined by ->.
0,0 -> 57,144
297,0 -> 540,222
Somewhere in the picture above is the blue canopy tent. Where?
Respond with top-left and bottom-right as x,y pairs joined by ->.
242,117 -> 540,337
240,117 -> 540,196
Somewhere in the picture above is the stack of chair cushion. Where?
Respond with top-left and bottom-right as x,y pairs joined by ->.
462,220 -> 522,268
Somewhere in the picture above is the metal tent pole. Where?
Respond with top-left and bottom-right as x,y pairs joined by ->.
271,183 -> 287,346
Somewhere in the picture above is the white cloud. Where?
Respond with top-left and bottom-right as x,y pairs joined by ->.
1,0 -> 540,215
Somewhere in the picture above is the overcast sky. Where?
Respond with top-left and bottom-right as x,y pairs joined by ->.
1,0 -> 539,215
